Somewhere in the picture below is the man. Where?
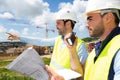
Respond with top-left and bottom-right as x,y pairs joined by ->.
84,0 -> 120,80
45,0 -> 120,80
7,9 -> 88,77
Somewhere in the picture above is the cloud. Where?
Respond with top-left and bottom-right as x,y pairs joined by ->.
31,0 -> 88,30
8,29 -> 19,35
31,11 -> 55,27
0,0 -> 89,39
0,24 -> 6,33
0,12 -> 14,19
0,0 -> 49,18
25,0 -> 88,37
58,0 -> 87,13
22,28 -> 29,35
0,0 -> 55,28
8,28 -> 31,37
0,0 -> 87,28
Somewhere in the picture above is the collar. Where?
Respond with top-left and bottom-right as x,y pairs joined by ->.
99,27 -> 120,54
94,27 -> 120,61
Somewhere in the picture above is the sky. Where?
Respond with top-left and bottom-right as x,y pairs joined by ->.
0,0 -> 90,41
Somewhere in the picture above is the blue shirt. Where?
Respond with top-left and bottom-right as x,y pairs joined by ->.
114,50 -> 120,80
20,36 -> 88,65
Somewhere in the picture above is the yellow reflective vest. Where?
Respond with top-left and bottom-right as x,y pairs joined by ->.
50,36 -> 84,70
84,34 -> 120,80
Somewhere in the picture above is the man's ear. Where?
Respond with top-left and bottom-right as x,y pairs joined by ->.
104,12 -> 114,23
65,21 -> 71,28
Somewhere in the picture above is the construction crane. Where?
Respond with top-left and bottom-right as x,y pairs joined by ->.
36,23 -> 55,38
36,23 -> 55,54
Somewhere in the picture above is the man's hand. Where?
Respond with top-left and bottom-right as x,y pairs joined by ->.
64,33 -> 84,77
45,65 -> 64,80
6,32 -> 20,40
64,32 -> 78,51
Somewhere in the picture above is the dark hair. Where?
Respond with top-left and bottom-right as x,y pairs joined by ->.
100,9 -> 120,26
63,20 -> 76,29
112,11 -> 120,25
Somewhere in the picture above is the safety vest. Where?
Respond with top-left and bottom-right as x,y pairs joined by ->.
50,36 -> 84,70
84,34 -> 120,80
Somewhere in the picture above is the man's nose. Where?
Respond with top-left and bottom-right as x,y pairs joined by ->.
86,22 -> 89,28
56,25 -> 59,30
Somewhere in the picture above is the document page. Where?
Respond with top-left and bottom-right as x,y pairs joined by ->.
6,47 -> 49,80
56,69 -> 82,80
6,47 -> 82,80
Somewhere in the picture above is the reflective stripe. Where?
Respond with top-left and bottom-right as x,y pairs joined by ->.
50,60 -> 64,70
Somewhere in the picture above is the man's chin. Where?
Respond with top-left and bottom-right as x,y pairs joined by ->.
58,33 -> 62,35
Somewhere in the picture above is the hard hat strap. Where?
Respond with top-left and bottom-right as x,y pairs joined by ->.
100,9 -> 120,20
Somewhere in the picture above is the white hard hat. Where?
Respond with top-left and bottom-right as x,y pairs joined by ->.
56,9 -> 77,22
85,0 -> 120,14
